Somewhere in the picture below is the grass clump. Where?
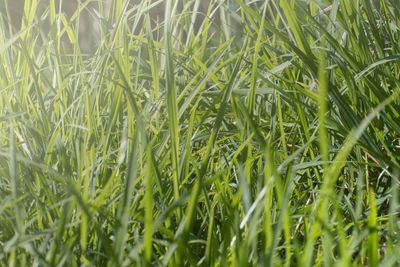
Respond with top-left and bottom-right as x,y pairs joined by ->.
1,0 -> 400,266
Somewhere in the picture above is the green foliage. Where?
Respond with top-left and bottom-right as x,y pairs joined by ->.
1,0 -> 400,265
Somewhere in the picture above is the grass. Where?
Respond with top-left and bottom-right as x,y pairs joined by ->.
1,0 -> 400,265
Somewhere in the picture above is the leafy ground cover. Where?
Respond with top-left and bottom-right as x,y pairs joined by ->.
1,0 -> 400,266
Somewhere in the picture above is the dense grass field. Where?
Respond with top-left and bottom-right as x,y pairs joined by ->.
1,0 -> 400,265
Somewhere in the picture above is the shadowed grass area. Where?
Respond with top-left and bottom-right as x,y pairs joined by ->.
1,0 -> 400,266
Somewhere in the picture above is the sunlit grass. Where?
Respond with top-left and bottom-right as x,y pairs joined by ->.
1,0 -> 400,266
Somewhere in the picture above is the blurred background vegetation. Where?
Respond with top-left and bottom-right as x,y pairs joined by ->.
0,0 -> 231,51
